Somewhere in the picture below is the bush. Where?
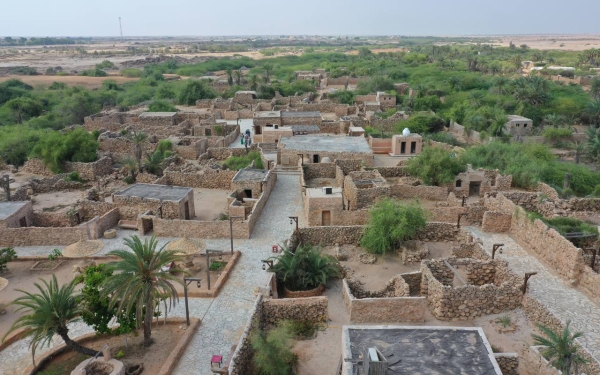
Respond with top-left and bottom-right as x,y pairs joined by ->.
407,147 -> 466,186
269,245 -> 341,291
223,151 -> 263,170
542,217 -> 598,237
0,247 -> 17,272
281,320 -> 320,340
361,199 -> 428,255
120,68 -> 143,78
209,260 -> 227,271
542,127 -> 573,142
64,172 -> 81,182
30,128 -> 98,173
422,132 -> 461,146
177,80 -> 215,105
251,323 -> 298,375
396,114 -> 446,134
48,249 -> 62,261
81,68 -> 107,77
123,175 -> 135,184
148,100 -> 176,112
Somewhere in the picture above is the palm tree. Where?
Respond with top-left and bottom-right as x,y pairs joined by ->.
248,75 -> 259,91
585,100 -> 600,126
263,63 -> 273,83
491,77 -> 510,95
586,126 -> 600,161
102,236 -> 185,347
512,54 -> 523,72
225,68 -> 233,86
469,91 -> 485,108
532,321 -> 587,375
144,151 -> 164,176
131,131 -> 148,171
121,156 -> 138,182
590,78 -> 600,100
569,141 -> 585,164
447,76 -> 462,92
3,275 -> 99,363
543,114 -> 568,127
234,69 -> 242,86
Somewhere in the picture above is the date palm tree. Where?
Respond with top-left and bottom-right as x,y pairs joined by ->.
586,126 -> 600,161
102,236 -> 184,347
591,78 -> 600,101
532,321 -> 587,375
263,63 -> 273,83
131,131 -> 148,172
234,69 -> 243,85
585,100 -> 600,126
3,275 -> 99,364
225,68 -> 233,86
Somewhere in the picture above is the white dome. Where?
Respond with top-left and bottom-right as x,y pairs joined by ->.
402,128 -> 411,136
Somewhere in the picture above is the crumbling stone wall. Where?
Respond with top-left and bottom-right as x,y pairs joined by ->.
335,159 -> 363,175
21,158 -> 53,176
342,279 -> 426,323
481,211 -> 512,233
421,258 -> 522,320
99,137 -> 155,160
494,354 -> 519,375
343,171 -> 389,210
389,184 -> 448,201
375,166 -> 409,178
87,207 -> 120,239
451,242 -> 490,260
65,157 -> 113,181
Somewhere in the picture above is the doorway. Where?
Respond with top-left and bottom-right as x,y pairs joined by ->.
313,154 -> 319,163
244,189 -> 253,199
19,217 -> 27,227
205,128 -> 212,136
400,142 -> 406,154
322,211 -> 331,226
184,202 -> 190,220
469,182 -> 481,196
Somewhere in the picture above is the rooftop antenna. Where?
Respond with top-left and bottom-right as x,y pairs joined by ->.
119,17 -> 123,37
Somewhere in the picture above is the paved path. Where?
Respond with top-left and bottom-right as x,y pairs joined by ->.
0,174 -> 304,375
468,227 -> 600,362
227,119 -> 253,149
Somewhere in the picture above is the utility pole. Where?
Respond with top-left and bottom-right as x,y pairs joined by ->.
119,17 -> 123,38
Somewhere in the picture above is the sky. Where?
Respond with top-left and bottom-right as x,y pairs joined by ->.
1,0 -> 600,37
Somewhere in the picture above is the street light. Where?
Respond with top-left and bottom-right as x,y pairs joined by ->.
522,272 -> 538,294
492,244 -> 504,260
229,216 -> 244,255
289,216 -> 299,232
261,259 -> 274,271
183,277 -> 202,326
205,250 -> 224,290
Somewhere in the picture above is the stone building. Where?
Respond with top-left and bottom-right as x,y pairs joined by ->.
231,169 -> 270,199
453,166 -> 512,197
391,129 -> 423,156
138,112 -> 178,126
304,187 -> 343,226
112,184 -> 195,220
232,91 -> 257,105
0,201 -> 32,228
277,135 -> 374,167
504,115 -> 533,136
281,111 -> 323,126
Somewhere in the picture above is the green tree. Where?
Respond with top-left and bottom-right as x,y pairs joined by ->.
155,84 -> 176,100
532,321 -> 587,375
407,147 -> 466,186
361,199 -> 428,255
76,264 -> 137,336
263,63 -> 273,83
177,80 -> 215,105
30,128 -> 98,173
148,100 -> 176,112
130,131 -> 147,171
225,68 -> 233,86
3,275 -> 99,361
358,47 -> 373,58
234,69 -> 242,85
268,245 -> 341,292
591,78 -> 600,101
584,100 -> 600,126
586,126 -> 600,161
5,97 -> 43,124
102,236 -> 184,347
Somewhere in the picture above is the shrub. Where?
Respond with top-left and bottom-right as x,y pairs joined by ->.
64,172 -> 81,182
422,132 -> 461,146
407,147 -> 466,186
395,114 -> 446,134
269,245 -> 341,292
81,68 -> 107,77
120,68 -> 143,78
361,199 -> 428,255
123,175 -> 135,184
251,323 -> 298,375
532,321 -> 587,374
542,217 -> 598,237
281,320 -> 320,340
30,128 -> 98,173
543,127 -> 573,142
148,100 -> 176,112
48,249 -> 62,261
177,80 -> 216,105
209,260 -> 227,271
223,151 -> 263,170
0,247 -> 17,272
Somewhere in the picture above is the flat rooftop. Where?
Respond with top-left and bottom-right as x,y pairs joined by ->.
306,187 -> 342,198
281,111 -> 321,118
507,115 -> 532,121
343,326 -> 502,375
232,169 -> 269,182
291,125 -> 320,132
139,112 -> 177,118
280,135 -> 372,153
254,111 -> 281,118
114,183 -> 192,202
348,127 -> 365,132
0,202 -> 28,220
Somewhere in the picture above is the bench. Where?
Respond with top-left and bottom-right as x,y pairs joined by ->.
118,220 -> 138,230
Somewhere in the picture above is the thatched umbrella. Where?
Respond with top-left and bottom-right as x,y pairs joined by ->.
62,240 -> 105,258
167,238 -> 206,267
0,277 -> 8,293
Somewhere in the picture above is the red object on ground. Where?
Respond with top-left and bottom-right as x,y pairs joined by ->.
272,245 -> 279,253
211,355 -> 223,368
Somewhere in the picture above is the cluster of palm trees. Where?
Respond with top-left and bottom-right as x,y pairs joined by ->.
2,236 -> 185,362
578,49 -> 600,67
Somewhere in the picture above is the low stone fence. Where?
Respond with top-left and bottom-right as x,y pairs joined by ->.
303,163 -> 336,180
153,217 -> 250,239
261,297 -> 328,327
420,258 -> 522,320
229,295 -> 263,375
299,226 -> 364,246
427,206 -> 467,223
374,166 -> 408,178
481,211 -> 512,233
0,225 -> 87,247
342,278 -> 426,323
494,353 -> 519,375
389,184 -> 448,201
88,207 -> 120,239
417,222 -> 465,242
164,168 -> 237,189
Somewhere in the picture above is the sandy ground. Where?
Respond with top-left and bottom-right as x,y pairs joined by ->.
38,323 -> 186,375
495,35 -> 600,51
170,253 -> 234,294
0,259 -> 112,339
192,188 -> 232,221
373,155 -> 404,167
0,75 -> 139,89
323,242 -> 454,291
32,190 -> 86,211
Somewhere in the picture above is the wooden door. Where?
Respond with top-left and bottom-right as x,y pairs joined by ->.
322,211 -> 331,226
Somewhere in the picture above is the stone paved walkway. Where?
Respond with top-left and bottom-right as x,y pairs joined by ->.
0,174 -> 304,375
468,227 -> 600,363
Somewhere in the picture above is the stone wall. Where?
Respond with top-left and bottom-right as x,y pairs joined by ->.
389,184 -> 448,201
87,207 -> 120,239
0,225 -> 87,246
229,295 -> 262,375
261,297 -> 328,327
375,166 -> 409,178
65,156 -> 113,181
417,222 -> 464,242
153,216 -> 250,239
98,137 -> 155,160
31,211 -> 73,227
164,167 -> 237,190
537,182 -> 560,201
427,206 -> 467,223
342,279 -> 427,323
335,159 -> 363,175
303,163 -> 336,180
520,346 -> 561,375
79,200 -> 115,221
494,353 -> 519,375
280,149 -> 373,168
420,258 -> 522,320
21,158 -> 53,176
481,211 -> 512,233
343,171 -> 389,210
298,226 -> 364,246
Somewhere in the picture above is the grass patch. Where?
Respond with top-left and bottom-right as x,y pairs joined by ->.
223,151 -> 263,170
209,260 -> 227,271
37,353 -> 87,375
281,320 -> 321,340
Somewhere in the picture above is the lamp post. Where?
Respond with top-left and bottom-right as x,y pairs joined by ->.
457,213 -> 468,229
461,196 -> 467,207
522,272 -> 537,294
229,216 -> 244,255
183,277 -> 201,326
261,259 -> 274,271
492,244 -> 504,260
205,250 -> 224,290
